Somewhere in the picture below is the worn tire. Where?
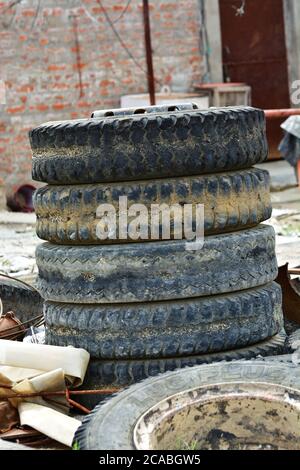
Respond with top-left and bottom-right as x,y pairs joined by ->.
75,357 -> 297,450
0,275 -> 43,322
75,332 -> 287,418
30,107 -> 268,184
34,168 -> 272,244
44,283 -> 283,359
36,225 -> 277,304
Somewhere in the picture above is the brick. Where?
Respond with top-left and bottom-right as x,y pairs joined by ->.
47,64 -> 66,71
35,104 -> 49,112
40,38 -> 49,46
52,102 -> 69,110
6,105 -> 26,114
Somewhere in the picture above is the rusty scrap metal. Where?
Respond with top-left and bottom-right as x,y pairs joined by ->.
65,388 -> 90,414
3,387 -> 122,415
265,109 -> 300,120
0,313 -> 44,340
1,427 -> 67,449
3,388 -> 121,400
1,427 -> 41,441
276,264 -> 300,324
288,268 -> 300,276
0,311 -> 26,340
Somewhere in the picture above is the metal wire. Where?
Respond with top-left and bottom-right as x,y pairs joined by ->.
110,0 -> 132,24
81,0 -> 163,86
0,315 -> 44,340
30,0 -> 41,30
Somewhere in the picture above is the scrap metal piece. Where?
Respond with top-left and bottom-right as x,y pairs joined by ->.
276,264 -> 300,324
0,311 -> 26,340
91,102 -> 198,118
0,400 -> 19,434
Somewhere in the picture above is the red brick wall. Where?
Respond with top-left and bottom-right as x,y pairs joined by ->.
0,0 -> 203,194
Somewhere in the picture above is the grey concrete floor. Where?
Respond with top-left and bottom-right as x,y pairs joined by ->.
256,160 -> 297,191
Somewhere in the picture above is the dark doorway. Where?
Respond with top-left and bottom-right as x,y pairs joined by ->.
219,0 -> 291,158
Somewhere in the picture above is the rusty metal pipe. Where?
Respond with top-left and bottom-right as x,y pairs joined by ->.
264,109 -> 300,119
3,388 -> 121,399
288,269 -> 300,275
143,0 -> 155,105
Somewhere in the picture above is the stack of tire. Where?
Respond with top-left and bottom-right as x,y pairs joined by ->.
30,104 -> 285,408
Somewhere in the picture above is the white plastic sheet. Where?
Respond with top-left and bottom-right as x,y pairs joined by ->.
0,340 -> 90,447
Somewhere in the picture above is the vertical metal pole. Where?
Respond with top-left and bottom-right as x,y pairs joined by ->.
143,0 -> 156,105
70,13 -> 84,98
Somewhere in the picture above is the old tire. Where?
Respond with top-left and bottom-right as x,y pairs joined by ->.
0,275 -> 43,322
34,168 -> 272,244
30,107 -> 268,184
74,368 -> 300,452
36,225 -> 277,304
44,282 -> 283,359
75,354 -> 296,450
82,331 -> 286,387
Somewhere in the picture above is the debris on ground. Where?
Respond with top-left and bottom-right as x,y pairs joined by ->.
0,311 -> 26,340
0,340 -> 90,448
0,212 -> 39,284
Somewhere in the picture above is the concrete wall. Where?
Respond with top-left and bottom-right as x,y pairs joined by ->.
202,0 -> 223,83
0,0 -> 204,194
283,0 -> 300,104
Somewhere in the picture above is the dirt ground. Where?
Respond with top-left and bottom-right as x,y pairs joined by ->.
0,211 -> 38,284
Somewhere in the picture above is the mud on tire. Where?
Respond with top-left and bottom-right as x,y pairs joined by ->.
30,107 -> 268,184
44,282 -> 283,359
36,225 -> 278,304
34,168 -> 272,244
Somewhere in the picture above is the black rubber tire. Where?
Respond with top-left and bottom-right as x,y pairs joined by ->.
75,331 -> 286,413
44,283 -> 283,359
0,275 -> 43,322
36,225 -> 277,304
74,354 -> 297,450
34,168 -> 272,244
30,107 -> 268,184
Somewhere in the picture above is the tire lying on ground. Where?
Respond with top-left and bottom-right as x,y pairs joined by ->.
74,355 -> 296,450
30,107 -> 268,185
34,168 -> 272,244
36,225 -> 278,304
78,383 -> 300,451
0,275 -> 43,322
44,282 -> 283,359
